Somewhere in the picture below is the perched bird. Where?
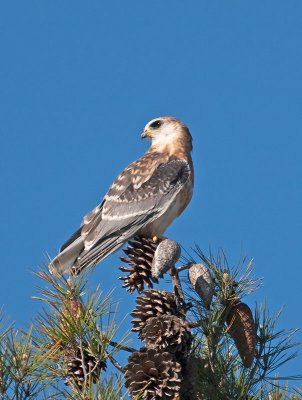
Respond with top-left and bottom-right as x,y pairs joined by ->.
49,116 -> 194,275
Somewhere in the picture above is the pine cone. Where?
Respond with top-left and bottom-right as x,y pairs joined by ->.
226,302 -> 256,368
141,315 -> 192,357
119,237 -> 159,293
188,263 -> 214,309
131,290 -> 179,337
65,346 -> 106,387
125,348 -> 182,400
151,239 -> 181,278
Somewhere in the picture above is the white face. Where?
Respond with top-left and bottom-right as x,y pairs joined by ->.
143,117 -> 184,146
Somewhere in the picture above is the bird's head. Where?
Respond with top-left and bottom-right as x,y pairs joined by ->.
141,116 -> 192,152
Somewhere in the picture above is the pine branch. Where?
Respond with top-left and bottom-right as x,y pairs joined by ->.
1,240 -> 301,399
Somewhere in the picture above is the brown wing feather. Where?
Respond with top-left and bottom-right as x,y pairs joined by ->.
55,153 -> 191,274
75,157 -> 191,270
85,157 -> 189,244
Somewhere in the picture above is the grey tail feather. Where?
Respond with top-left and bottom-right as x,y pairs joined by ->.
71,236 -> 124,275
49,234 -> 124,276
60,227 -> 82,253
48,236 -> 85,275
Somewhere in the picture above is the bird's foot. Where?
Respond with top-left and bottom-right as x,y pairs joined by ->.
152,235 -> 166,243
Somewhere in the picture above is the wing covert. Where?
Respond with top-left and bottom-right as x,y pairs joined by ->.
83,158 -> 191,250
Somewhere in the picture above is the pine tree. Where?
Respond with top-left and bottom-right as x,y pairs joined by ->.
0,237 -> 301,399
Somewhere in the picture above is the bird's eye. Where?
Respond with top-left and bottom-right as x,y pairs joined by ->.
149,120 -> 162,129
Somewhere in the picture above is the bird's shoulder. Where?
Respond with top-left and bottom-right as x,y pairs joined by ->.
104,151 -> 192,206
105,151 -> 168,199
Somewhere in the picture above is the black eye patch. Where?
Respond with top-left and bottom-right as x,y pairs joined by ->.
149,120 -> 162,129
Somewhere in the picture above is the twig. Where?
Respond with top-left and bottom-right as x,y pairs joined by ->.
177,263 -> 193,272
109,355 -> 126,373
79,339 -> 88,387
109,341 -> 135,353
169,265 -> 187,316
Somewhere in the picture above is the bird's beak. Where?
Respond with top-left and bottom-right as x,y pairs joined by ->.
141,129 -> 150,139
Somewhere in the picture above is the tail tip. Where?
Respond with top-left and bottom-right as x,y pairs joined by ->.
48,258 -> 67,276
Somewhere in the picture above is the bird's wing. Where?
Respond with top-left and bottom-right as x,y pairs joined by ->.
73,154 -> 191,271
76,152 -> 164,240
55,152 -> 161,271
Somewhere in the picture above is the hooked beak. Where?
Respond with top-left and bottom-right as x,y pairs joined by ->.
141,129 -> 151,139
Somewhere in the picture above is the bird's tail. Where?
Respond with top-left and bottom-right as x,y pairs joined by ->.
48,232 -> 124,276
48,235 -> 85,275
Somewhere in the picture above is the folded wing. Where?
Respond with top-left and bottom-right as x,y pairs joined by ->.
49,153 -> 191,275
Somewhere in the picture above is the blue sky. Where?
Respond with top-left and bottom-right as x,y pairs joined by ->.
1,0 -> 302,381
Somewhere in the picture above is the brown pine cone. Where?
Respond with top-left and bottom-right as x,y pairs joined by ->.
65,346 -> 106,387
141,315 -> 192,357
125,348 -> 182,400
226,302 -> 256,368
119,237 -> 159,293
131,290 -> 179,337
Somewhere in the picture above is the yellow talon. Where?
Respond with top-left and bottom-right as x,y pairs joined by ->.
152,235 -> 166,243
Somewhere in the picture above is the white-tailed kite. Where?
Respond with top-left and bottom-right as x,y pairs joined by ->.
49,116 -> 194,275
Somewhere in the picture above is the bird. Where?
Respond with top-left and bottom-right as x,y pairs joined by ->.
49,116 -> 194,275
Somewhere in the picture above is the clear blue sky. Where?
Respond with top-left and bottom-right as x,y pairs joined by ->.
1,0 -> 302,381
